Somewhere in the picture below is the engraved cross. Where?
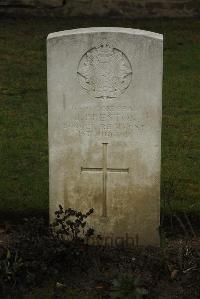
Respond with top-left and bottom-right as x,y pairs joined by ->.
81,143 -> 129,217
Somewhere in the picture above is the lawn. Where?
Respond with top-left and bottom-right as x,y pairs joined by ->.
0,17 -> 199,219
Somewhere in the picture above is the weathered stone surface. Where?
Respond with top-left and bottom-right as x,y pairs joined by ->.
47,27 -> 163,246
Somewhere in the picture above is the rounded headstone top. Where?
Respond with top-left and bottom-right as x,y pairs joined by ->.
47,27 -> 163,41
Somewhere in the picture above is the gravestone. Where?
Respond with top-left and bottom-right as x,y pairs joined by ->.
47,27 -> 163,246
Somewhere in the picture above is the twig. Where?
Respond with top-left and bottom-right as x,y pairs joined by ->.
174,214 -> 189,237
183,266 -> 197,273
183,212 -> 196,238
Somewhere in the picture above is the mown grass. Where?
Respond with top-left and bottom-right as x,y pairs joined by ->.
0,17 -> 199,218
24,282 -> 98,299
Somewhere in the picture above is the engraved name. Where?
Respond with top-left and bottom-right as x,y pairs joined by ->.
64,104 -> 144,137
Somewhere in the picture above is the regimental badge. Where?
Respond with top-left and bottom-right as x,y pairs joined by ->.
77,40 -> 132,99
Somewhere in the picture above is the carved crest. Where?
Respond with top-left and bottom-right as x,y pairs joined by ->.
77,40 -> 132,99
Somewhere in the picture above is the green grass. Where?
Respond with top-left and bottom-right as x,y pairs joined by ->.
24,282 -> 99,299
0,17 -> 199,217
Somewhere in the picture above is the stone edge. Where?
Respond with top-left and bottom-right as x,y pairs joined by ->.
47,27 -> 163,41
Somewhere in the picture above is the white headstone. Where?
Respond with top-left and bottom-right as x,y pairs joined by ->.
47,27 -> 163,246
